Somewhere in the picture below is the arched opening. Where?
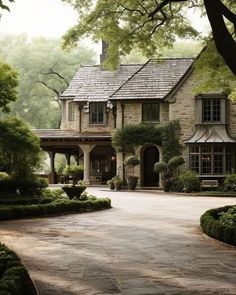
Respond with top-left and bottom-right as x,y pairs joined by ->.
90,145 -> 116,184
142,145 -> 159,187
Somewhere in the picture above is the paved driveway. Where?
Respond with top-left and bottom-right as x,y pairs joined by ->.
0,188 -> 236,295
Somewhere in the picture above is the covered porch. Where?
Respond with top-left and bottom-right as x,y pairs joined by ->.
35,129 -> 116,184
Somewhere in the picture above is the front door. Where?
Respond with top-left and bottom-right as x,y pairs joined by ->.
143,146 -> 159,187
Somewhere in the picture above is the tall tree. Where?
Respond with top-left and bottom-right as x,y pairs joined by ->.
0,35 -> 95,128
62,0 -> 236,75
0,59 -> 18,112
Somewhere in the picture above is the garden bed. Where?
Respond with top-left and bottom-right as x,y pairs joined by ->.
200,205 -> 236,246
0,243 -> 37,295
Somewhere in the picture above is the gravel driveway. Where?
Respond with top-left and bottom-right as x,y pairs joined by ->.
0,188 -> 236,295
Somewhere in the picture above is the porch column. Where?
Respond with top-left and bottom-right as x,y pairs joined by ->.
65,153 -> 71,166
48,151 -> 57,184
116,152 -> 124,181
80,144 -> 95,185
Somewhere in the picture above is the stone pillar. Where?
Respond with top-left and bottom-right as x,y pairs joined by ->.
80,144 -> 95,185
65,153 -> 71,166
48,151 -> 57,184
116,152 -> 124,180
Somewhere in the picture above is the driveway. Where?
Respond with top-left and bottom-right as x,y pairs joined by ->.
0,188 -> 236,295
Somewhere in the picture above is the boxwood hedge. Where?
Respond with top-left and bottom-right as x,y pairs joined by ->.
0,243 -> 37,295
200,205 -> 236,246
0,198 -> 111,221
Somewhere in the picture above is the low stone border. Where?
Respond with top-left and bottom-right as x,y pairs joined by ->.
200,205 -> 236,246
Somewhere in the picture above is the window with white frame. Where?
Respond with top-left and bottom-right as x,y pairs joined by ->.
202,98 -> 221,123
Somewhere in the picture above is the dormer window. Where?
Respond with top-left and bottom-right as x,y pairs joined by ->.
203,98 -> 221,123
68,102 -> 75,121
90,103 -> 106,124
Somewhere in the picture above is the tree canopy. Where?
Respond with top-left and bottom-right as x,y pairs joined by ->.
62,0 -> 236,75
0,59 -> 18,112
0,35 -> 95,128
0,117 -> 42,178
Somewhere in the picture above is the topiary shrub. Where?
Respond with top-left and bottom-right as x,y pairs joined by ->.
223,174 -> 236,191
179,170 -> 200,193
63,165 -> 84,186
200,205 -> 236,246
0,173 -> 17,195
16,175 -> 48,197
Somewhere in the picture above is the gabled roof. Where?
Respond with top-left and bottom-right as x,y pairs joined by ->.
61,64 -> 142,101
35,129 -> 111,139
110,58 -> 194,101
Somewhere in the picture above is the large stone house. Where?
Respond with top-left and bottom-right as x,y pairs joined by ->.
36,48 -> 236,186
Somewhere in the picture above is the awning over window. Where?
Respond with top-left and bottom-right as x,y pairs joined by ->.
185,125 -> 236,144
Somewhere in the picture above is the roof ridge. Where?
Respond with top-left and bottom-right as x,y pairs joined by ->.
110,60 -> 151,98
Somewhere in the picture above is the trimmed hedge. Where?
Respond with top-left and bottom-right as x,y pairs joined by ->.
0,243 -> 37,295
200,205 -> 236,246
0,198 -> 111,221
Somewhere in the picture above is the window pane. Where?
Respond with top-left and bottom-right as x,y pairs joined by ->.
203,99 -> 211,122
202,154 -> 211,174
189,146 -> 199,153
214,154 -> 223,174
142,103 -> 160,122
68,103 -> 75,121
202,146 -> 211,153
226,148 -> 233,173
90,103 -> 105,124
190,154 -> 199,173
213,99 -> 221,121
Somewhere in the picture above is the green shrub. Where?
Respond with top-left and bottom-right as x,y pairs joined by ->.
0,173 -> 17,195
179,171 -> 200,193
169,177 -> 184,192
17,175 -> 48,197
200,205 -> 236,246
63,165 -> 84,186
218,206 -> 236,226
223,174 -> 236,191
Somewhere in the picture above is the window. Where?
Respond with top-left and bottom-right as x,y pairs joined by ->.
189,145 -> 235,175
90,103 -> 105,124
68,103 -> 75,121
142,103 -> 160,122
202,98 -> 221,123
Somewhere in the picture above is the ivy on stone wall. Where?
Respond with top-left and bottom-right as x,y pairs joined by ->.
112,120 -> 182,162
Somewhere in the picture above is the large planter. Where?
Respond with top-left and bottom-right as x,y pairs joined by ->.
114,181 -> 122,191
127,176 -> 139,190
62,185 -> 86,199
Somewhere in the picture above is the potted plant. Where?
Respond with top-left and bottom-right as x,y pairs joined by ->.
107,179 -> 115,190
113,176 -> 122,191
124,155 -> 140,190
62,165 -> 86,199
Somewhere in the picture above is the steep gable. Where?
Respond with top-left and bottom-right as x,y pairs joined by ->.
110,58 -> 194,101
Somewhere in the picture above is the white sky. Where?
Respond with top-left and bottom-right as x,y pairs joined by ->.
0,0 -> 78,37
0,0 -> 210,39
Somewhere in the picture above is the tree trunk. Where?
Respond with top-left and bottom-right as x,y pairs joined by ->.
204,0 -> 236,76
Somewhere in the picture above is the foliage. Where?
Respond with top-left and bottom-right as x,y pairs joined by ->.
112,121 -> 181,162
0,1 -> 14,12
179,170 -> 200,193
0,198 -> 111,221
0,117 -> 42,178
154,155 -> 184,192
0,35 -> 95,128
0,173 -> 17,194
16,176 -> 48,197
194,40 -> 236,99
0,59 -> 18,113
0,242 -> 37,295
62,0 -> 199,69
219,206 -> 236,227
62,185 -> 86,199
63,165 -> 84,186
223,173 -> 236,192
200,205 -> 236,246
124,155 -> 140,167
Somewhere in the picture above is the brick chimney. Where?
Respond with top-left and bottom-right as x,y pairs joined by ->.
100,40 -> 109,67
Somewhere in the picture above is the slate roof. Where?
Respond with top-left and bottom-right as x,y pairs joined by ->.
110,58 -> 194,101
61,64 -> 142,101
34,129 -> 111,139
185,125 -> 236,143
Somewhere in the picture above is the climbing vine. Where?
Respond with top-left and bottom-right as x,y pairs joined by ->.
112,120 -> 182,162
